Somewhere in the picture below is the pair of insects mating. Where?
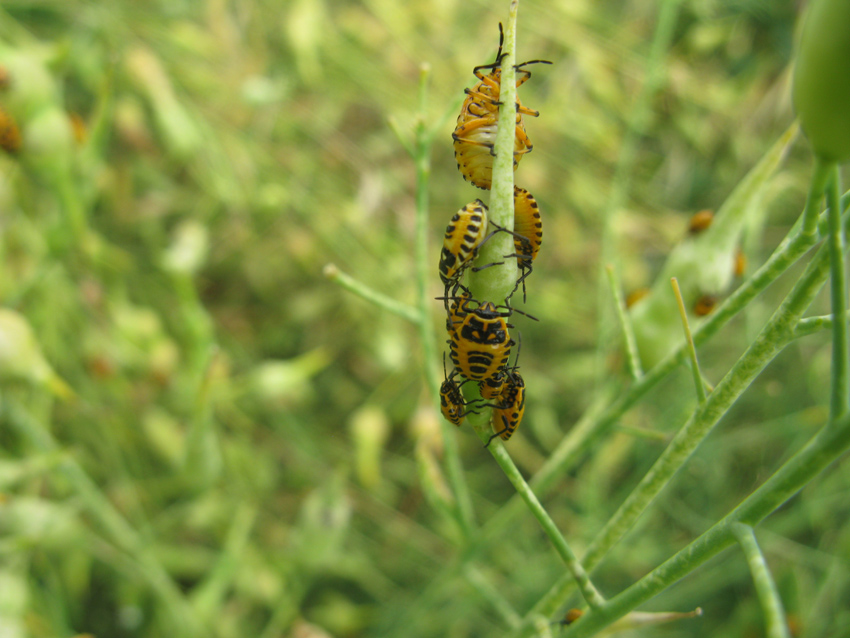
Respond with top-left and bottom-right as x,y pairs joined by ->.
439,290 -> 526,447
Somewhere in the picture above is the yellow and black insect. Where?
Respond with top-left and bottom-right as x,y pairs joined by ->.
509,186 -> 543,301
512,186 -> 543,267
452,25 -> 551,190
440,371 -> 468,426
0,106 -> 21,153
487,368 -> 526,445
444,287 -> 474,338
449,302 -> 514,381
478,370 -> 506,401
439,200 -> 491,287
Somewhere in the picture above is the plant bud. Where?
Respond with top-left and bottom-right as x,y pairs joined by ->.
792,0 -> 850,162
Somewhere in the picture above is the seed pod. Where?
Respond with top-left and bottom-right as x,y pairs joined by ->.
792,0 -> 850,162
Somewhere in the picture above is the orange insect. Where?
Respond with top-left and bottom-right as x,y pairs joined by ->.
452,24 -> 551,190
478,370 -> 505,401
0,106 -> 21,153
487,368 -> 526,445
509,186 -> 543,301
688,209 -> 714,234
693,294 -> 717,316
449,302 -> 514,382
439,200 -> 490,287
440,369 -> 468,426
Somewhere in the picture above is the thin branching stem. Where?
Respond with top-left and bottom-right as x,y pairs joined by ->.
792,311 -> 850,340
671,277 -> 707,404
409,66 -> 477,538
581,221 -> 836,572
594,0 -> 682,388
459,0 -> 604,609
606,265 -> 643,380
490,444 -> 607,609
562,406 -> 850,637
731,524 -> 792,638
823,163 -> 848,420
324,264 -> 420,323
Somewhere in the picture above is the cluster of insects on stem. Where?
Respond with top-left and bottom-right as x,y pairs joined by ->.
437,24 -> 549,446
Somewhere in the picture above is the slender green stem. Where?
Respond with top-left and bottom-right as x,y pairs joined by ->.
823,164 -> 848,420
731,524 -> 791,638
561,407 -> 850,638
463,0 -> 602,609
671,277 -> 707,404
413,64 -> 443,400
324,263 -> 420,323
594,0 -> 682,388
581,229 -> 834,572
409,65 -> 477,538
801,158 -> 835,236
469,1 -> 520,301
490,443 -> 606,609
792,311 -> 850,340
532,220 -> 818,499
606,265 -> 643,380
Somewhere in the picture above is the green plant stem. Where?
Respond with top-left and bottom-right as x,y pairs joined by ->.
422,204 -> 829,632
561,407 -> 850,638
490,443 -> 606,609
802,158 -> 835,236
606,265 -> 643,380
324,263 -> 420,323
410,66 -> 477,538
462,0 -> 602,610
413,64 -> 443,401
469,3 -> 520,300
594,0 -> 682,387
731,524 -> 792,638
581,225 -> 835,572
671,277 -> 707,404
391,68 -> 480,539
823,164 -> 848,420
792,311 -> 850,340
533,217 -> 819,499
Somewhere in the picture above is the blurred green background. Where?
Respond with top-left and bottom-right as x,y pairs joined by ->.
1,1 -> 848,637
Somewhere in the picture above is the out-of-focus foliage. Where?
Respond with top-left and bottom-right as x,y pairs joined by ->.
0,1 -> 846,638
